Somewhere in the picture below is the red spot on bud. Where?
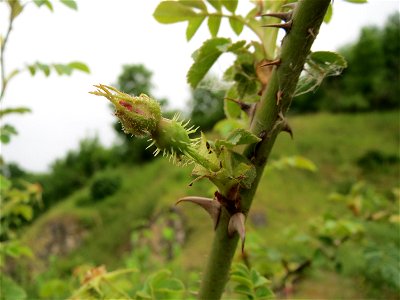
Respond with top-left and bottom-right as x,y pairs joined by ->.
119,100 -> 133,111
134,108 -> 144,115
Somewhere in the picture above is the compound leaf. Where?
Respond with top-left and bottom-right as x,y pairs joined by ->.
154,1 -> 198,24
187,37 -> 231,88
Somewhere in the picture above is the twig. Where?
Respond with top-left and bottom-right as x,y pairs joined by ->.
0,7 -> 15,101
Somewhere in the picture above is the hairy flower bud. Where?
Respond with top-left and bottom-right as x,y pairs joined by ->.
90,84 -> 161,136
91,84 -> 219,171
153,117 -> 192,153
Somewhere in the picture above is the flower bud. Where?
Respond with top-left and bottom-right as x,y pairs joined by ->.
90,84 -> 161,136
91,84 -> 219,171
153,117 -> 192,154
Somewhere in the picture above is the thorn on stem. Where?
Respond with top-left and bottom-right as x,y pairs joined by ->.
260,11 -> 292,22
276,90 -> 283,106
308,28 -> 316,39
278,111 -> 293,139
282,122 -> 293,139
261,58 -> 281,68
282,3 -> 297,10
176,196 -> 221,229
228,212 -> 246,252
262,19 -> 292,33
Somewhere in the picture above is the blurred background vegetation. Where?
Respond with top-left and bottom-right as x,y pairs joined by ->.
0,8 -> 399,300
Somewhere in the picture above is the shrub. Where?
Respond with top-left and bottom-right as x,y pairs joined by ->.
357,150 -> 400,171
90,175 -> 121,201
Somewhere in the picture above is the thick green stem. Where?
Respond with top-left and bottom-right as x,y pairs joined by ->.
198,1 -> 330,299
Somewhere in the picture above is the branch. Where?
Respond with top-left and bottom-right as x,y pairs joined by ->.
198,1 -> 331,299
0,9 -> 14,101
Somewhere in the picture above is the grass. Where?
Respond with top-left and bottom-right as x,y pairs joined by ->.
20,111 -> 399,298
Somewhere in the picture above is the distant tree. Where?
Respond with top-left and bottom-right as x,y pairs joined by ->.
35,137 -> 113,208
381,12 -> 400,107
116,65 -> 153,96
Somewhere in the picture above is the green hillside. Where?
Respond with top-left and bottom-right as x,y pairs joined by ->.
20,111 -> 399,298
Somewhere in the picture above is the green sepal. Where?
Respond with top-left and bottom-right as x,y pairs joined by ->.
192,135 -> 257,193
215,128 -> 261,149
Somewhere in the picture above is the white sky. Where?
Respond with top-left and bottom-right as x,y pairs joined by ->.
1,0 -> 399,173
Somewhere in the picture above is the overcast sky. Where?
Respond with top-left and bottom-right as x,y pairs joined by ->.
1,0 -> 399,172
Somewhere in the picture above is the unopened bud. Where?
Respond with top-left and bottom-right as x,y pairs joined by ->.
91,84 -> 219,171
90,84 -> 161,136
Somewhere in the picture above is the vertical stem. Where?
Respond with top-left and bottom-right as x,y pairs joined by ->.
0,9 -> 15,102
198,1 -> 330,299
198,208 -> 239,300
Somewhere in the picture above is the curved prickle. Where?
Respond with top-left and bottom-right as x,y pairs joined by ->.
176,196 -> 221,229
261,20 -> 293,32
228,212 -> 246,252
260,11 -> 292,22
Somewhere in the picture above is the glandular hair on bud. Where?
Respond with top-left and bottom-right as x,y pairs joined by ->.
92,85 -> 219,169
90,84 -> 161,137
152,118 -> 192,154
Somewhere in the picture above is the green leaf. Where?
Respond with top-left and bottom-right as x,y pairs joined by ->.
38,279 -> 69,299
269,156 -> 317,172
136,290 -> 152,299
0,107 -> 31,118
231,263 -> 251,278
53,64 -> 72,75
207,15 -> 221,37
207,0 -> 222,11
214,118 -> 243,137
229,17 -> 244,35
5,69 -> 20,83
222,0 -> 238,13
186,16 -> 205,41
295,51 -> 347,96
230,264 -> 273,300
60,0 -> 78,10
255,286 -> 274,299
251,269 -> 270,288
225,128 -> 261,146
230,275 -> 253,288
7,0 -> 23,19
343,0 -> 367,3
309,51 -> 347,68
153,1 -> 198,24
224,97 -> 241,119
179,0 -> 208,11
36,63 -> 51,76
233,284 -> 253,296
0,275 -> 27,300
14,204 -> 33,221
27,65 -> 36,76
0,124 -> 18,144
324,4 -> 333,23
227,40 -> 246,53
0,175 -> 12,193
187,37 -> 231,88
233,161 -> 256,189
145,269 -> 185,299
3,241 -> 33,259
68,61 -> 90,73
236,73 -> 257,98
33,0 -> 54,11
223,65 -> 236,81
